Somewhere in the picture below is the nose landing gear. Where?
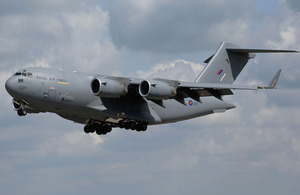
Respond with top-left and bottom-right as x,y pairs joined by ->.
12,100 -> 27,116
17,108 -> 27,116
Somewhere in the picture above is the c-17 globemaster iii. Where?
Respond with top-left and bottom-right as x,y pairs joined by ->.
5,42 -> 298,135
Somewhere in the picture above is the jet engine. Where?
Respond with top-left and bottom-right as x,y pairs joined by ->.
139,80 -> 176,100
90,78 -> 128,98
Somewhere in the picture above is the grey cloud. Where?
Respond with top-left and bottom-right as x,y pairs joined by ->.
109,0 -> 254,52
286,0 -> 300,12
0,1 -> 120,74
0,0 -> 83,15
135,59 -> 203,81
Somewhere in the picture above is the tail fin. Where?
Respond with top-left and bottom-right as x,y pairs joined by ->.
195,42 -> 249,84
195,42 -> 297,84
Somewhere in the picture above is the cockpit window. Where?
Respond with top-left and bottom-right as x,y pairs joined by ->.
14,72 -> 22,76
14,71 -> 33,78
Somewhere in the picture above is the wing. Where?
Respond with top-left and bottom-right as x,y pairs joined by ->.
141,69 -> 281,106
90,69 -> 281,107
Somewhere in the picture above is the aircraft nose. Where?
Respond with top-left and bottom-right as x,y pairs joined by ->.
5,77 -> 16,96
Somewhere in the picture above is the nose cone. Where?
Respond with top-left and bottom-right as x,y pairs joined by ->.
5,77 -> 16,97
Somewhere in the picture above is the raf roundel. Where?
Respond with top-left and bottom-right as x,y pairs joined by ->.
188,100 -> 193,106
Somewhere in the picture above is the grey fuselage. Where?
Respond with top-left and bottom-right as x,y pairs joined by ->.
5,67 -> 235,127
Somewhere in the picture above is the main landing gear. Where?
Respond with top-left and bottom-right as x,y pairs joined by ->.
83,120 -> 148,135
117,120 -> 147,132
84,123 -> 112,135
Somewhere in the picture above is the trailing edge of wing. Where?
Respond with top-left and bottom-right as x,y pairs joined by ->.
178,82 -> 258,90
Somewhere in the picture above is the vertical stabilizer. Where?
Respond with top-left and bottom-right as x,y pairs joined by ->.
195,42 -> 297,84
195,42 -> 254,84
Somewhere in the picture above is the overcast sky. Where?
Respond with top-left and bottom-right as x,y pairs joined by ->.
1,0 -> 300,195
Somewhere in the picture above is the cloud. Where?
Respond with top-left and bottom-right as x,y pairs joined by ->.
286,0 -> 300,12
0,2 -> 120,74
109,0 -> 254,52
135,59 -> 204,81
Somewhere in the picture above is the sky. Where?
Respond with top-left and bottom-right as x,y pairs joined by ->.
1,0 -> 300,194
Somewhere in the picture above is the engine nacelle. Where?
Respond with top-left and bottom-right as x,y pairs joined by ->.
90,78 -> 128,98
139,80 -> 176,100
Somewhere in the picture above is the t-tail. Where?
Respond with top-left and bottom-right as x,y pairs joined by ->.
195,42 -> 297,84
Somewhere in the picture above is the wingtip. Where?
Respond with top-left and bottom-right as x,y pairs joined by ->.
268,69 -> 281,88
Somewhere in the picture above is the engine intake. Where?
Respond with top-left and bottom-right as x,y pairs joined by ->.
139,80 -> 176,100
91,78 -> 128,98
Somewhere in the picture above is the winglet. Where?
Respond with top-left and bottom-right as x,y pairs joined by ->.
258,69 -> 281,89
268,69 -> 281,88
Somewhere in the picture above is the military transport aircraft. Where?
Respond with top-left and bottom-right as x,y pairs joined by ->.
5,42 -> 298,135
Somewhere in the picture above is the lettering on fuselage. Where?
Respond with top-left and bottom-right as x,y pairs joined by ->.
35,75 -> 68,84
36,76 -> 47,80
57,78 -> 67,83
19,86 -> 27,90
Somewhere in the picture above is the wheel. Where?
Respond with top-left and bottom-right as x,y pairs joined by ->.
96,128 -> 102,135
92,124 -> 101,133
17,110 -> 23,116
124,122 -> 130,130
136,124 -> 142,132
118,120 -> 124,128
105,125 -> 112,133
141,123 -> 147,131
17,109 -> 27,116
129,122 -> 136,130
84,125 -> 90,134
22,109 -> 27,116
103,124 -> 112,132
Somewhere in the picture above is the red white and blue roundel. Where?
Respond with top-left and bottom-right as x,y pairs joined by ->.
188,100 -> 193,106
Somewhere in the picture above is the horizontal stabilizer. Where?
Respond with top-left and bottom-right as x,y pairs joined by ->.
227,48 -> 299,53
196,42 -> 298,85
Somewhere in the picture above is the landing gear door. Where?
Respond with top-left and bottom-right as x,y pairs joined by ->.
47,90 -> 57,103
